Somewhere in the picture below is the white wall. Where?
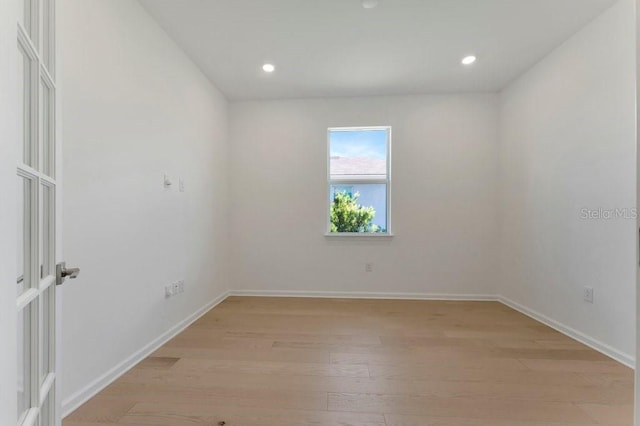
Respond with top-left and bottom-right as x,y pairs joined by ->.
59,0 -> 230,413
0,0 -> 18,423
229,95 -> 500,297
499,0 -> 636,362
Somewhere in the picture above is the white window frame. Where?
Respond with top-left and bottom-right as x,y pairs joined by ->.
326,126 -> 393,237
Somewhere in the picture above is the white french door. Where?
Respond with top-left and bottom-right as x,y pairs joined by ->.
16,0 -> 58,425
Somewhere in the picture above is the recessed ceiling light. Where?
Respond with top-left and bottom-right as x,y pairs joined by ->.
362,0 -> 379,9
262,63 -> 275,73
462,55 -> 477,65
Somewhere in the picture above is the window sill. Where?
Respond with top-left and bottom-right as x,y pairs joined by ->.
324,233 -> 394,238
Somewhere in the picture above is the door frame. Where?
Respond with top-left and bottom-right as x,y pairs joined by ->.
54,0 -> 63,422
634,0 -> 640,426
0,0 -> 19,424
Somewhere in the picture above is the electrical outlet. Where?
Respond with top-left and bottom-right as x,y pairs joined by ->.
179,178 -> 185,193
365,263 -> 373,272
166,281 -> 185,298
583,287 -> 594,303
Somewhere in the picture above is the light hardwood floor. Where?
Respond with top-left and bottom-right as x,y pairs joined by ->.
64,297 -> 634,425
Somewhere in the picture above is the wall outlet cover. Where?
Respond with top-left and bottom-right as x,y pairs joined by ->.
584,287 -> 594,303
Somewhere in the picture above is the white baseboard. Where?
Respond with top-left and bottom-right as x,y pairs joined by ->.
229,289 -> 499,302
61,290 -> 230,418
499,296 -> 635,369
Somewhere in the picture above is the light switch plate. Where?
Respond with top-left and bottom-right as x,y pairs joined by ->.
164,174 -> 173,188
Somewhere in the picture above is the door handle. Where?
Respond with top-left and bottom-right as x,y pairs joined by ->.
56,262 -> 80,286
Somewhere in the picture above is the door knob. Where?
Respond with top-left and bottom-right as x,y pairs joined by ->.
56,262 -> 80,286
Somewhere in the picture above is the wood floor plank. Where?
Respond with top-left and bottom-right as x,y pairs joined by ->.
63,397 -> 135,423
225,330 -> 384,345
577,403 -> 635,425
328,393 -> 597,423
99,382 -> 328,411
122,402 -> 386,426
64,422 -> 151,426
63,297 -> 634,426
519,358 -> 632,374
153,345 -> 332,363
384,413 -> 584,426
136,357 -> 180,370
172,357 -> 371,378
368,362 -> 590,385
330,350 -> 530,370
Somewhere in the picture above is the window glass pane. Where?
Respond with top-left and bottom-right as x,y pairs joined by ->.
17,175 -> 32,296
17,304 -> 32,422
329,129 -> 388,180
330,183 -> 387,233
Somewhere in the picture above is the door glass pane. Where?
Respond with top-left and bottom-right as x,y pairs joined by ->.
40,391 -> 53,426
39,79 -> 54,176
39,0 -> 45,62
39,184 -> 43,280
19,0 -> 29,33
17,177 -> 25,294
18,44 -> 26,164
40,184 -> 52,279
17,304 -> 32,422
17,175 -> 32,296
40,285 -> 53,382
40,0 -> 53,74
39,79 -> 44,173
18,43 -> 33,167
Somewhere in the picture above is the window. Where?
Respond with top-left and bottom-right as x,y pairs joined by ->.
328,127 -> 391,235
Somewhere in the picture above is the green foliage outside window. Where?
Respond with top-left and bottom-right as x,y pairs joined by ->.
330,191 -> 382,233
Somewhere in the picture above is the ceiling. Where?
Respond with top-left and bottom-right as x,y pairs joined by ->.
139,0 -> 618,101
